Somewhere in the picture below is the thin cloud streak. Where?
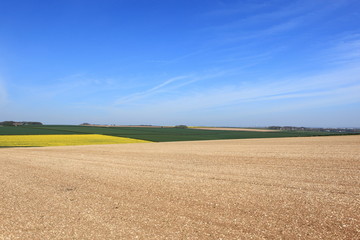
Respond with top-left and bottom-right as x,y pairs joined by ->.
204,0 -> 351,46
206,0 -> 349,31
114,70 -> 230,105
132,65 -> 360,113
320,33 -> 360,65
114,75 -> 190,105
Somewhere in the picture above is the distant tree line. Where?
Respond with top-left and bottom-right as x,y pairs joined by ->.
174,125 -> 188,129
0,121 -> 43,126
268,126 -> 360,133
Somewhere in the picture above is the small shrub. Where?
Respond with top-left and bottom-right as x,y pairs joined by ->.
174,125 -> 188,129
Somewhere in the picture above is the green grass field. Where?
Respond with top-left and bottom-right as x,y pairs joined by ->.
0,125 -> 354,145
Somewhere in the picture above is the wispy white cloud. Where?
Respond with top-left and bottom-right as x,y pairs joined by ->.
151,1 -> 354,72
112,28 -> 360,111
203,0 -> 351,45
114,75 -> 190,105
130,65 -> 360,114
114,70 -> 230,105
319,33 -> 360,65
208,1 -> 310,28
223,17 -> 303,43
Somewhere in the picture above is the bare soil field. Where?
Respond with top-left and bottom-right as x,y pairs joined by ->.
192,127 -> 280,132
0,136 -> 359,239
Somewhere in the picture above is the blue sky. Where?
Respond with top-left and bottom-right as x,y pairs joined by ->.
1,0 -> 360,127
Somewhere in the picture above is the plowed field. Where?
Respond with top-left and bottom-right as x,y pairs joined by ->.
0,136 -> 359,239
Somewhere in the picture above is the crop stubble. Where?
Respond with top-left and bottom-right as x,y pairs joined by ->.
0,135 -> 359,239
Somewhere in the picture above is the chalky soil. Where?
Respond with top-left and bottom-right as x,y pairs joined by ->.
0,136 -> 359,239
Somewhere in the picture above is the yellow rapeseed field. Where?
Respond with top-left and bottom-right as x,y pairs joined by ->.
0,134 -> 151,147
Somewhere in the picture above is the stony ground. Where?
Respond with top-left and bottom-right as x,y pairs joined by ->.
0,136 -> 359,239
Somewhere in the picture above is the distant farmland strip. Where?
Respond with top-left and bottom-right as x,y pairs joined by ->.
0,126 -> 87,135
12,125 -> 349,142
1,125 -> 354,145
0,134 -> 150,147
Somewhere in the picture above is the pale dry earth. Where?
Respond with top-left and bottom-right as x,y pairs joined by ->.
0,136 -> 359,239
191,127 -> 280,132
